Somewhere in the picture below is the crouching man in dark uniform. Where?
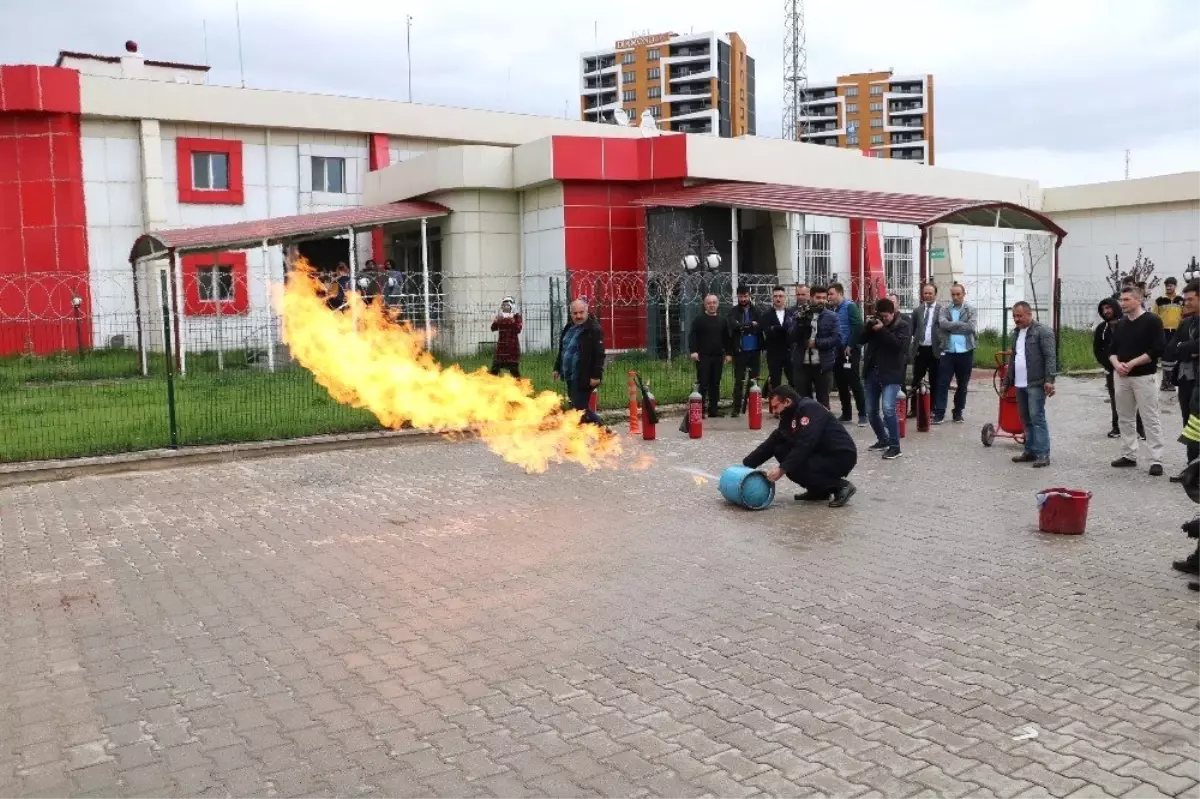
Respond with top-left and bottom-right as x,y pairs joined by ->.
742,386 -> 859,508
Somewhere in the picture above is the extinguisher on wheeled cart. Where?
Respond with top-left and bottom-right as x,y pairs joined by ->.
748,379 -> 763,430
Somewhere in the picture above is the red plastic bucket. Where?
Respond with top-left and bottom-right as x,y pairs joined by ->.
1036,488 -> 1092,535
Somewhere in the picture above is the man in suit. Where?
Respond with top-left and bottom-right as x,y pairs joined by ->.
908,283 -> 942,418
761,286 -> 794,393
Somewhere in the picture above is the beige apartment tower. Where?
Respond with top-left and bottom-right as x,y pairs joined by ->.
580,31 -> 756,137
799,70 -> 935,164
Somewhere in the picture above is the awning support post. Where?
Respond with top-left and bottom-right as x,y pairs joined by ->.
261,239 -> 276,372
420,217 -> 432,350
729,206 -> 739,302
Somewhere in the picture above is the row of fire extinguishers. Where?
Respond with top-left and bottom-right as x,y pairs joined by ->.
624,374 -> 933,441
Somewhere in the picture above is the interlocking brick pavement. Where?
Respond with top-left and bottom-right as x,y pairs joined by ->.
1,377 -> 1197,797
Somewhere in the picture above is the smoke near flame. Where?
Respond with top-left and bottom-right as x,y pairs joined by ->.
278,261 -> 622,473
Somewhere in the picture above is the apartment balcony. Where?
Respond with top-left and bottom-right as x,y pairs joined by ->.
582,91 -> 618,110
889,83 -> 923,95
672,121 -> 713,134
669,100 -> 714,115
888,136 -> 926,146
670,65 -> 714,82
582,78 -> 618,94
797,108 -> 839,121
582,57 -> 617,75
885,118 -> 924,132
668,44 -> 710,59
888,103 -> 925,116
799,122 -> 842,136
803,90 -> 838,102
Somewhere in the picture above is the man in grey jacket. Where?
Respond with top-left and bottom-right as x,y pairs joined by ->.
935,282 -> 977,424
1005,302 -> 1057,467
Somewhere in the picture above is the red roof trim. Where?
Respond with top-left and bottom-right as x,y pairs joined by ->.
54,50 -> 211,72
634,181 -> 1064,235
130,201 -> 450,261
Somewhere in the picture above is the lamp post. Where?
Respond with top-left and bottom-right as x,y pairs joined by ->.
71,294 -> 84,357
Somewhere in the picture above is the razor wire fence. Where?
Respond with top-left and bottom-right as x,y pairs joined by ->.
1,269 -> 1125,464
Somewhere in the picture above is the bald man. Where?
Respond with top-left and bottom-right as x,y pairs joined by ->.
553,299 -> 607,425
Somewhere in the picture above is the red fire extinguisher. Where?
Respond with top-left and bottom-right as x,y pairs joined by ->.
917,380 -> 932,432
896,388 -> 908,439
748,379 -> 763,430
687,384 -> 704,439
588,388 -> 598,414
642,388 -> 657,441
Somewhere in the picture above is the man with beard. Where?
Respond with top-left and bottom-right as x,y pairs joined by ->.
790,285 -> 840,408
761,286 -> 795,392
742,386 -> 858,508
726,286 -> 764,417
1167,280 -> 1199,477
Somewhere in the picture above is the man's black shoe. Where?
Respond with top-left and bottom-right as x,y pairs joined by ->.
1032,457 -> 1050,468
710,411 -> 727,418
794,490 -> 831,502
1012,452 -> 1037,463
1107,429 -> 1121,439
1170,471 -> 1186,483
839,414 -> 853,423
1172,554 -> 1199,575
1149,464 -> 1164,477
867,441 -> 889,452
882,447 -> 902,460
1190,581 -> 1199,592
931,416 -> 945,425
828,481 -> 856,508
952,413 -> 964,423
1111,457 -> 1137,468
1182,519 -> 1199,537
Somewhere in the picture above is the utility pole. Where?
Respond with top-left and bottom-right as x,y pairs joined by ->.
782,0 -> 807,141
406,15 -> 414,102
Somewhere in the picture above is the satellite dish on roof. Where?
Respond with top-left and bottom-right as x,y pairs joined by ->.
613,108 -> 630,127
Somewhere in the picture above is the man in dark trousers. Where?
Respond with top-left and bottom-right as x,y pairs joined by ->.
1167,279 -> 1199,475
826,283 -> 866,425
727,286 -> 764,417
761,286 -> 794,393
791,284 -> 840,409
688,294 -> 730,418
553,299 -> 606,426
908,283 -> 942,417
743,386 -> 858,508
1094,296 -> 1144,439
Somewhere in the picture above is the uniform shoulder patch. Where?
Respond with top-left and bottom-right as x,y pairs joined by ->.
800,416 -> 810,426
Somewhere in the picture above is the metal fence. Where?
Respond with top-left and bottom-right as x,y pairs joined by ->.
1,269 -> 1119,464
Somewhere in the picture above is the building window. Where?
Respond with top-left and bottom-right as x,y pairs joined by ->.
870,85 -> 883,95
847,135 -> 858,145
805,232 -> 832,286
622,52 -> 635,65
647,48 -> 660,61
739,107 -> 744,119
312,156 -> 346,193
181,252 -> 249,315
647,86 -> 661,99
846,103 -> 857,114
622,89 -> 637,102
844,86 -> 858,97
1004,243 -> 1016,286
870,134 -> 883,144
623,70 -> 636,84
190,152 -> 228,191
176,137 -> 244,205
739,87 -> 745,99
647,67 -> 661,80
197,265 -> 234,303
870,118 -> 883,128
884,237 -> 914,305
869,102 -> 883,112
648,105 -> 660,117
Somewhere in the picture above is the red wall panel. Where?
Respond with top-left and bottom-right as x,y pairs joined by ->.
0,66 -> 89,355
368,133 -> 390,261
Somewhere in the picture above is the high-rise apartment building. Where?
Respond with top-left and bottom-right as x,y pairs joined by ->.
799,71 -> 934,164
580,32 -> 755,137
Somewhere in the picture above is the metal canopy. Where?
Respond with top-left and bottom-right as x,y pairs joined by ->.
634,181 -> 1066,236
129,201 -> 451,262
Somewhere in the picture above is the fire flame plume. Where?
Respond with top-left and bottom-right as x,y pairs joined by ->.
278,261 -> 622,473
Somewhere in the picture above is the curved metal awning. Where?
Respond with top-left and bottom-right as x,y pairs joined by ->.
129,201 -> 451,262
634,181 -> 1066,238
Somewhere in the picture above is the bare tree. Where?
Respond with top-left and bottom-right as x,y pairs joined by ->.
1022,234 -> 1053,315
1105,249 -> 1159,295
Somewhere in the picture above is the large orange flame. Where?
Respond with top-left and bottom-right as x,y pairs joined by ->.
277,261 -> 622,473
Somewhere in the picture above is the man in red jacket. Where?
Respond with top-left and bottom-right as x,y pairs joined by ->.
489,297 -> 523,378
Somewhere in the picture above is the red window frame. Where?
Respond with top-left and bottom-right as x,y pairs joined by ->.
176,137 -> 244,205
181,252 -> 249,315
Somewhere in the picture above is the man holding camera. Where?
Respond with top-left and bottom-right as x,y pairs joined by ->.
743,386 -> 858,508
861,297 -> 912,460
726,286 -> 764,418
790,285 -> 841,409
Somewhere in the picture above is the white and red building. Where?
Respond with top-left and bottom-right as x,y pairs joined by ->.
1,45 -> 1196,360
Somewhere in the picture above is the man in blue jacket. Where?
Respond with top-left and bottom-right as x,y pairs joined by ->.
791,285 -> 841,409
726,286 -> 764,418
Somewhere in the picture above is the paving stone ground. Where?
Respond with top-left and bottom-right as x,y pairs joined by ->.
2,376 -> 1198,798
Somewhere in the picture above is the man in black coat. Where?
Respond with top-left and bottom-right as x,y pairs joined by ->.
761,286 -> 794,393
860,297 -> 912,460
553,299 -> 606,426
688,294 -> 731,418
743,386 -> 858,508
726,285 -> 764,417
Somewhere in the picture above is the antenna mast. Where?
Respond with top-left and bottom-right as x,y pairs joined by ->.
1124,149 -> 1131,180
783,0 -> 807,140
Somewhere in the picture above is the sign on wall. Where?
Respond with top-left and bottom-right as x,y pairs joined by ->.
930,247 -> 946,260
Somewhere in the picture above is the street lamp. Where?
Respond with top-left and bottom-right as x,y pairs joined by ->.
71,294 -> 84,357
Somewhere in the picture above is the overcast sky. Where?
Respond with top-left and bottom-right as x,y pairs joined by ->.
3,0 -> 1198,187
